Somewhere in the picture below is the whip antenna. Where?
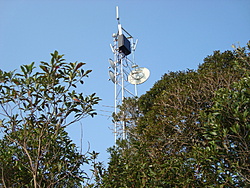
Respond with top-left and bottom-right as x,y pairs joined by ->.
116,6 -> 119,22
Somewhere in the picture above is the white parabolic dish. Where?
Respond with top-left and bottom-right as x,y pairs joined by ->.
109,70 -> 115,83
128,67 -> 150,85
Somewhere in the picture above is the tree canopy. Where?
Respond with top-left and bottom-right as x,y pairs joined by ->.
0,51 -> 100,187
100,42 -> 250,187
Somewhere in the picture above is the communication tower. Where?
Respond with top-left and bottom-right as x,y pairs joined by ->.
108,6 -> 150,142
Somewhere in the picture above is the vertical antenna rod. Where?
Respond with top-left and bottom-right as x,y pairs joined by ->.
117,6 -> 122,35
116,6 -> 119,22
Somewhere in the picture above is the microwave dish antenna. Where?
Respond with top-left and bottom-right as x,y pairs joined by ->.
109,58 -> 116,70
128,67 -> 150,85
108,70 -> 115,83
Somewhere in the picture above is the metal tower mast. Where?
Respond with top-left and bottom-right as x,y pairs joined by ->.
108,6 -> 149,142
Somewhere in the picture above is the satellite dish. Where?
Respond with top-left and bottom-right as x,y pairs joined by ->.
109,70 -> 115,83
109,58 -> 116,70
128,67 -> 150,85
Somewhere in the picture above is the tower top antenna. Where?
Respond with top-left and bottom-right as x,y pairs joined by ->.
116,6 -> 119,22
116,6 -> 122,35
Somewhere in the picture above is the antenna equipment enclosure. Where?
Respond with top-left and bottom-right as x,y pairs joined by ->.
118,34 -> 131,55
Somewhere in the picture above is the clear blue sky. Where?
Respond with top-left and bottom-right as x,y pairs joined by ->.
0,0 -> 249,167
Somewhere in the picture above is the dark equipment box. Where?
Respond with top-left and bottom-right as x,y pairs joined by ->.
118,34 -> 131,56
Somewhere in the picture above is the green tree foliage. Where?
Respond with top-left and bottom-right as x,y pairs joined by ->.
0,51 -> 100,187
100,42 -> 250,187
200,76 -> 250,186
